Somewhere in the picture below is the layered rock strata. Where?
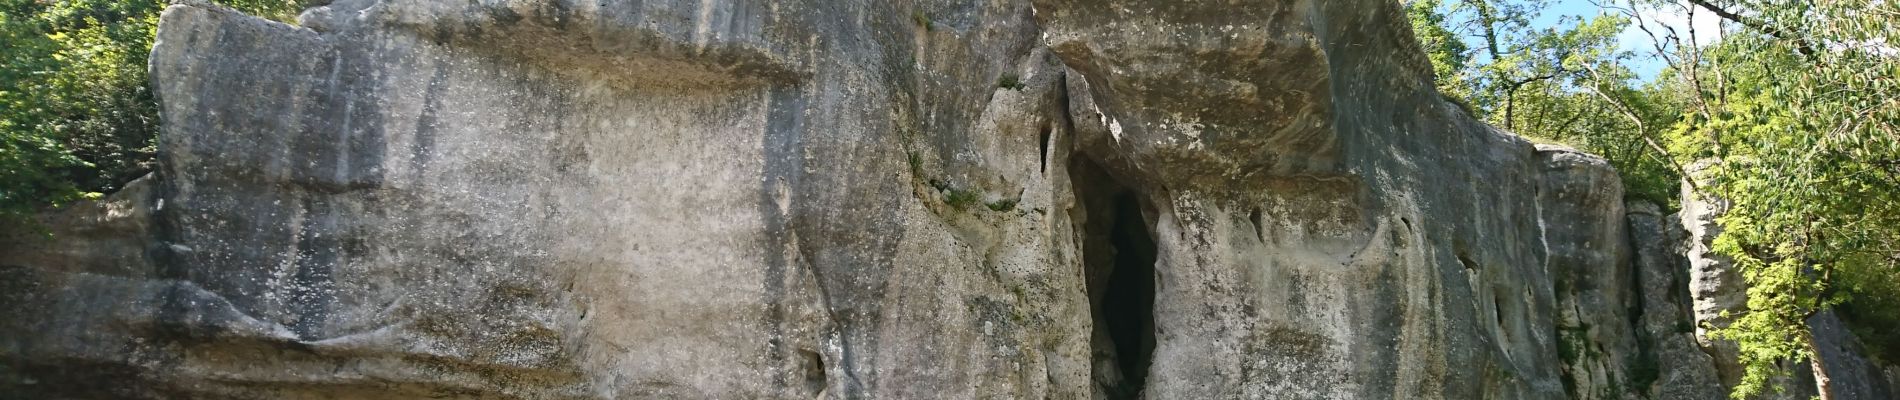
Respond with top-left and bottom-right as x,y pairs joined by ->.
1,0 -> 1894,399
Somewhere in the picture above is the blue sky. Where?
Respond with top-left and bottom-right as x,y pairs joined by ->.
1460,0 -> 1726,81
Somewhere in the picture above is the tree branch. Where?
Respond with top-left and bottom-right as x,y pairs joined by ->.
1503,73 -> 1560,131
1471,0 -> 1505,59
1581,65 -> 1708,197
1683,0 -> 1818,57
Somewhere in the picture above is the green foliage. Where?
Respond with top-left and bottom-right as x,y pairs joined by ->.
221,1 -> 303,21
1666,1 -> 1900,397
906,151 -> 923,176
943,188 -> 981,209
1408,0 -> 1683,205
1839,264 -> 1900,364
997,73 -> 1025,90
1407,0 -> 1471,96
925,178 -> 982,209
912,10 -> 932,31
1407,1 -> 1893,395
984,198 -> 1017,212
1,0 -> 299,223
2,0 -> 165,221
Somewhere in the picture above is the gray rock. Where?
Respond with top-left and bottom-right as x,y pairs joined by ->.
1040,1 -> 1574,397
1680,161 -> 1748,387
1808,310 -> 1898,399
1627,201 -> 1725,399
1533,145 -> 1637,400
0,0 -> 1880,399
0,175 -> 159,279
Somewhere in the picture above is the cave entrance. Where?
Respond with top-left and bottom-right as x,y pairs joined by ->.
1072,158 -> 1157,400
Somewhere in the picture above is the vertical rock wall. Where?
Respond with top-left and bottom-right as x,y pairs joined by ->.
0,0 -> 1892,399
1626,201 -> 1726,399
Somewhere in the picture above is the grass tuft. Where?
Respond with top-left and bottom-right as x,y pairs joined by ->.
912,11 -> 932,31
997,73 -> 1025,90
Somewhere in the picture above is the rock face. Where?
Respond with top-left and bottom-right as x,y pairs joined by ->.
1534,145 -> 1637,400
1627,201 -> 1725,399
0,0 -> 1891,399
0,176 -> 159,278
1680,161 -> 1750,389
1808,310 -> 1900,399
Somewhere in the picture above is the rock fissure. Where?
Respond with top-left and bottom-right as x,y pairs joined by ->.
4,0 -> 1898,398
1071,156 -> 1158,400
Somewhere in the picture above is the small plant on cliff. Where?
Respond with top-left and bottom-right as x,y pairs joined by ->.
996,73 -> 1025,90
984,198 -> 1017,212
911,11 -> 932,31
906,151 -> 923,176
943,188 -> 981,209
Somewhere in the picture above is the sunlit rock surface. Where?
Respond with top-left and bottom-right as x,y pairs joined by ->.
1,0 -> 1894,399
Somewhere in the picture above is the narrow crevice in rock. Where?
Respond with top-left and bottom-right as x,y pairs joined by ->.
798,349 -> 826,396
1102,192 -> 1157,399
1072,157 -> 1157,400
1249,207 -> 1266,243
1491,292 -> 1506,328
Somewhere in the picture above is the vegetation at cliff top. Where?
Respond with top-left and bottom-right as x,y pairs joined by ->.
1408,0 -> 1683,206
1410,0 -> 1900,397
0,0 -> 297,223
2,0 -> 1897,397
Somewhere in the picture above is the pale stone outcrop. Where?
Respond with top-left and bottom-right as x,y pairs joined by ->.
1627,201 -> 1725,399
1533,145 -> 1637,399
1,0 -> 1891,399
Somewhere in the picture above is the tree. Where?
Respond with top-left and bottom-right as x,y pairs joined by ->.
1645,0 -> 1900,397
1409,0 -> 1474,99
1408,0 -> 1685,204
1408,2 -> 1898,394
0,0 -> 300,223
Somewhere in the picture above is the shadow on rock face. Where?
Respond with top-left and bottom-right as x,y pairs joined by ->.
1072,155 -> 1158,399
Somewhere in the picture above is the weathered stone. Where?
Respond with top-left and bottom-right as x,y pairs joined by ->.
1680,161 -> 1749,389
1,0 -> 1886,399
12,0 -> 1089,397
1627,201 -> 1726,399
0,175 -> 159,279
1808,310 -> 1899,399
1533,145 -> 1638,400
1038,0 -> 1588,397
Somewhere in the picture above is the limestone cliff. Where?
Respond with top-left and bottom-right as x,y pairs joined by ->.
0,0 -> 1892,399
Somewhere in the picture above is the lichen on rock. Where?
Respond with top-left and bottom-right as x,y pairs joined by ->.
2,0 -> 1895,399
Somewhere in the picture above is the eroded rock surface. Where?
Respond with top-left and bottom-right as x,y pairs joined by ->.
1534,145 -> 1637,400
1627,201 -> 1724,399
0,176 -> 158,278
1680,161 -> 1749,389
0,0 -> 1890,399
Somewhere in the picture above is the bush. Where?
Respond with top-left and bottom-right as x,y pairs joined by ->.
1,0 -> 301,222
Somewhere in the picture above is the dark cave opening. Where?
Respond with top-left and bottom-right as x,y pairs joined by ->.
1102,191 -> 1157,398
1072,157 -> 1157,400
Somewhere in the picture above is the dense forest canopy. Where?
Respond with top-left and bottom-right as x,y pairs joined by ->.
0,0 -> 1896,398
1408,0 -> 1900,397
